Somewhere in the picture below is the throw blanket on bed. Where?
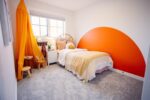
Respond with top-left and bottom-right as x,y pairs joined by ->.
65,51 -> 109,81
58,49 -> 87,66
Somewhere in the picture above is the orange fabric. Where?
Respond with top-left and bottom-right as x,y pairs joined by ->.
78,27 -> 145,77
16,0 -> 45,80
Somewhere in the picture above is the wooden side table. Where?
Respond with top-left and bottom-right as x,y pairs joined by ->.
37,41 -> 47,58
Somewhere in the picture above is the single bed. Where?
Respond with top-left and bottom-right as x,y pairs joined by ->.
58,48 -> 113,81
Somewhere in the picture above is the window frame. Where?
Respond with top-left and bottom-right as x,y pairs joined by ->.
31,15 -> 65,38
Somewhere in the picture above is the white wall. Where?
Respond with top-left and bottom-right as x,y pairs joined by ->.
0,22 -> 17,100
75,0 -> 150,62
142,47 -> 150,100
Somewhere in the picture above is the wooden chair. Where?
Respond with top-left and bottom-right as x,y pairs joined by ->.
35,56 -> 46,69
24,56 -> 33,72
22,66 -> 31,78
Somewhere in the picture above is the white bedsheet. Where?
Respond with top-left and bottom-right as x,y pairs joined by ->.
84,56 -> 113,80
58,48 -> 87,66
58,49 -> 113,81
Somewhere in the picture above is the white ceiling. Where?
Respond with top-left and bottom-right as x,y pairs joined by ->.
36,0 -> 98,11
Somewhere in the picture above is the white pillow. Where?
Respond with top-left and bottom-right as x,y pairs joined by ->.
66,42 -> 75,49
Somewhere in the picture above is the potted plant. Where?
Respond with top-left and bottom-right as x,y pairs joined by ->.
47,41 -> 51,51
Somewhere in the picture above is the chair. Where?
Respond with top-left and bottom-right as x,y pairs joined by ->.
22,66 -> 31,77
24,56 -> 33,72
35,56 -> 47,69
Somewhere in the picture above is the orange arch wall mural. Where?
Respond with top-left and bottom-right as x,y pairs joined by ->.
78,27 -> 145,77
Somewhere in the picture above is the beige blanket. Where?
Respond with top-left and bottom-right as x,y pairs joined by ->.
65,51 -> 109,81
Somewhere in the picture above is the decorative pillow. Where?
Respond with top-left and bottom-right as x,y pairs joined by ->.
56,40 -> 66,50
66,42 -> 75,49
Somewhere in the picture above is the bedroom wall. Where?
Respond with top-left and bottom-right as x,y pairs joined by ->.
0,22 -> 17,100
75,0 -> 150,77
78,27 -> 146,77
75,0 -> 150,64
142,48 -> 150,100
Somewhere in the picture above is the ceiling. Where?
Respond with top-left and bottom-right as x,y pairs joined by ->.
36,0 -> 98,11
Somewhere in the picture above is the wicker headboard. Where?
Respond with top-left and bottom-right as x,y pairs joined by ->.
56,34 -> 74,50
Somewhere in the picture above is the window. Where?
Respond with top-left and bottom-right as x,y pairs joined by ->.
31,15 -> 65,38
48,19 -> 65,37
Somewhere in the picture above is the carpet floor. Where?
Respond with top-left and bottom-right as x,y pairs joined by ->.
18,64 -> 143,100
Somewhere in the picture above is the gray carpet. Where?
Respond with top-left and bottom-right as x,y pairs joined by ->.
18,64 -> 143,100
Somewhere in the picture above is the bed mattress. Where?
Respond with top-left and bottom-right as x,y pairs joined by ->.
58,49 -> 113,81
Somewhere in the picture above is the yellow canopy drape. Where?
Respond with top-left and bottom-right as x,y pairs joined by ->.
16,0 -> 45,80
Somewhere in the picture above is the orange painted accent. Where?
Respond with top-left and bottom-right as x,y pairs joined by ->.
78,27 -> 145,77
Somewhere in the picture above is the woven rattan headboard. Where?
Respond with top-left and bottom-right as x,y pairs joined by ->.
56,34 -> 74,50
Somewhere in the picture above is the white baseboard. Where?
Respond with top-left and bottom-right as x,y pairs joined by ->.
109,68 -> 144,81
